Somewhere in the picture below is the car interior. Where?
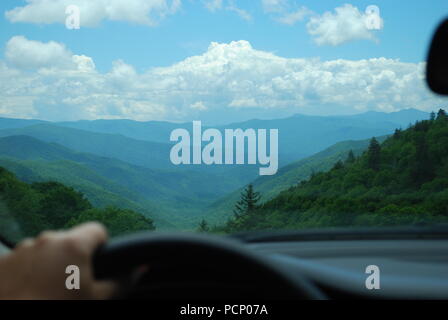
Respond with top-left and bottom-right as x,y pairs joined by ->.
0,5 -> 447,302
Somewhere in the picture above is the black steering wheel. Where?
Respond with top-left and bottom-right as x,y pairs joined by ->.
93,232 -> 324,300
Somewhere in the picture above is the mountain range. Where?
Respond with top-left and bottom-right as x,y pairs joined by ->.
0,108 -> 430,229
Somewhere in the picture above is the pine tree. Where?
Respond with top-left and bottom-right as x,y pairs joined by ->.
437,109 -> 447,121
233,184 -> 261,218
333,160 -> 344,170
430,111 -> 436,121
367,137 -> 381,171
197,219 -> 210,233
346,150 -> 356,164
411,135 -> 434,186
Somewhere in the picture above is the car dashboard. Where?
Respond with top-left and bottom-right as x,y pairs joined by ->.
1,234 -> 448,300
247,239 -> 448,299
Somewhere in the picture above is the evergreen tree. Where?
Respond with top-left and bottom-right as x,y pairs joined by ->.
333,160 -> 344,170
233,184 -> 261,218
437,109 -> 447,121
197,219 -> 210,233
346,150 -> 356,164
411,135 -> 434,185
430,111 -> 436,121
367,137 -> 381,171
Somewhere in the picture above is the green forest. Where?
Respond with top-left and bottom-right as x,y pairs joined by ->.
218,110 -> 448,233
1,109 -> 447,241
0,168 -> 155,243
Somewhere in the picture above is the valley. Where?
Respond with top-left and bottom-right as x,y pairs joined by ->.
0,109 -> 430,230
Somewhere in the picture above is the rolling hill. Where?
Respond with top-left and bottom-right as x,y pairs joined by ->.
0,124 -> 173,169
204,135 -> 388,224
219,112 -> 448,233
0,109 -> 430,230
0,135 -> 245,229
0,123 -> 262,188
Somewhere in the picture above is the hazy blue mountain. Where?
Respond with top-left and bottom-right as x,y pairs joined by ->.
204,135 -> 389,224
0,109 -> 429,167
55,109 -> 427,142
0,124 -> 173,169
344,108 -> 429,125
0,123 -> 263,187
214,108 -> 428,162
57,119 -> 186,144
0,117 -> 47,129
54,109 -> 429,164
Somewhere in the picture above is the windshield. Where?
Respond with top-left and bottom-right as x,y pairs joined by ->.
0,0 -> 448,243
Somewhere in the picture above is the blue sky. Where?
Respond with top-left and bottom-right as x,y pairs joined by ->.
1,0 -> 447,71
0,0 -> 447,123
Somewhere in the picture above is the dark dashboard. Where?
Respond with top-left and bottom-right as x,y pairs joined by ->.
249,238 -> 448,299
1,228 -> 448,300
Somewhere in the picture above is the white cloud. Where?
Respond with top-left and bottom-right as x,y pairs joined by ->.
226,1 -> 252,21
0,37 -> 441,122
72,55 -> 96,73
5,0 -> 181,27
276,7 -> 311,25
203,0 -> 222,12
261,0 -> 312,26
190,101 -> 207,110
229,98 -> 258,108
262,0 -> 287,13
5,36 -> 95,75
6,36 -> 74,70
201,0 -> 252,21
307,4 -> 384,46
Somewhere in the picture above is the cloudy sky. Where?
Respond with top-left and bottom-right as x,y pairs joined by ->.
0,0 -> 447,124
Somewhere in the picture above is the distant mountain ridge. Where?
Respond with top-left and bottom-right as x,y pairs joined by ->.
0,108 -> 430,165
0,109 -> 431,229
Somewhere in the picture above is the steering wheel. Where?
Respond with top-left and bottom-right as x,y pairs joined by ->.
93,232 -> 324,300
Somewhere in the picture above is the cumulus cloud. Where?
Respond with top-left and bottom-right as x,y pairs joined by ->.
0,37 -> 441,122
307,4 -> 384,46
6,36 -> 73,69
5,0 -> 181,27
5,36 -> 95,73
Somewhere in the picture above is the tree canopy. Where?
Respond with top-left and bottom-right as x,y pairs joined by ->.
0,168 -> 155,242
220,110 -> 448,233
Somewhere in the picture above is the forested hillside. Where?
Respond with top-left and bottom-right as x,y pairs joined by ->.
0,167 -> 155,243
0,135 -> 243,229
205,135 -> 388,223
221,110 -> 448,233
